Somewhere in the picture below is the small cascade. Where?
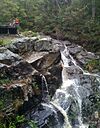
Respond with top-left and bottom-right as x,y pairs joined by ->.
40,74 -> 49,102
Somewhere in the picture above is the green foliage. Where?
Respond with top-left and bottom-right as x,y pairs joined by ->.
32,82 -> 39,90
89,124 -> 97,128
0,0 -> 100,46
0,115 -> 25,128
85,59 -> 100,72
0,100 -> 4,109
15,115 -> 25,123
0,123 -> 6,128
0,37 -> 13,46
28,120 -> 38,128
0,39 -> 4,45
0,115 -> 38,128
0,78 -> 11,85
22,31 -> 39,37
9,122 -> 16,128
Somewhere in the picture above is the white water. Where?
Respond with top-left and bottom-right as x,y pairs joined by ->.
52,46 -> 95,128
61,48 -> 88,128
36,45 -> 99,128
51,101 -> 72,128
41,74 -> 49,102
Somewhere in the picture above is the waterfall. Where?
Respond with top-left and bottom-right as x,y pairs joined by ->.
25,44 -> 100,128
52,46 -> 91,128
39,45 -> 99,128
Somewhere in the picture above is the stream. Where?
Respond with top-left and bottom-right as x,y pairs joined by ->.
25,42 -> 100,128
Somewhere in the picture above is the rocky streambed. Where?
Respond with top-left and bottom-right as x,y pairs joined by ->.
0,35 -> 100,128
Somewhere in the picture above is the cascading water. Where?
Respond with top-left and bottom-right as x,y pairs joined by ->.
41,74 -> 49,102
25,43 -> 100,128
52,45 -> 100,128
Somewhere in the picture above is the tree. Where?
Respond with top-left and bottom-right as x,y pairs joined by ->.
92,0 -> 95,19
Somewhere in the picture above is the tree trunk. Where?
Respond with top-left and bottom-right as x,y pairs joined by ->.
92,0 -> 95,19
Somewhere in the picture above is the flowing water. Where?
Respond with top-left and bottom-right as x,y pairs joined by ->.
41,74 -> 49,102
25,44 -> 100,128
51,45 -> 100,128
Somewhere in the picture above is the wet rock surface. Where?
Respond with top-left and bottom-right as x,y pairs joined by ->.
0,35 -> 100,128
24,103 -> 64,128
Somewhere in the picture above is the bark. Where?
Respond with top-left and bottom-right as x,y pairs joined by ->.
92,0 -> 95,19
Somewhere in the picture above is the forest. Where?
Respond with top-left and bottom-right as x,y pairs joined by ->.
0,0 -> 100,49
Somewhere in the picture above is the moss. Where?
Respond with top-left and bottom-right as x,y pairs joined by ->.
85,59 -> 100,72
32,82 -> 41,95
0,100 -> 4,109
0,114 -> 25,128
28,120 -> 38,128
0,114 -> 38,128
22,31 -> 39,37
0,78 -> 11,85
0,37 -> 13,45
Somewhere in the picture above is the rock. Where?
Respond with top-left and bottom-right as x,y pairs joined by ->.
52,39 -> 61,52
0,63 -> 8,78
62,40 -> 71,46
82,76 -> 100,124
0,78 -> 34,117
62,66 -> 83,80
0,35 -> 99,128
46,63 -> 62,96
76,50 -> 97,65
29,51 -> 62,97
68,99 -> 80,127
0,47 -> 22,65
7,61 -> 34,79
31,52 -> 61,73
25,51 -> 48,64
34,37 -> 53,51
52,39 -> 71,52
68,45 -> 83,55
7,37 -> 37,55
24,103 -> 65,128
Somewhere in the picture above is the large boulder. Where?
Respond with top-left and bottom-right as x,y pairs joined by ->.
76,50 -> 98,65
7,61 -> 34,79
25,51 -> 49,64
0,47 -> 22,65
23,103 -> 71,128
68,44 -> 83,55
34,37 -> 53,51
31,52 -> 60,72
82,77 -> 100,122
7,37 -> 38,55
46,63 -> 62,96
30,51 -> 62,97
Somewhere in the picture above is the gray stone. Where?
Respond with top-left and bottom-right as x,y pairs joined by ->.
25,51 -> 48,64
0,47 -> 22,65
34,37 -> 53,52
7,37 -> 36,55
25,103 -> 65,128
68,45 -> 83,55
